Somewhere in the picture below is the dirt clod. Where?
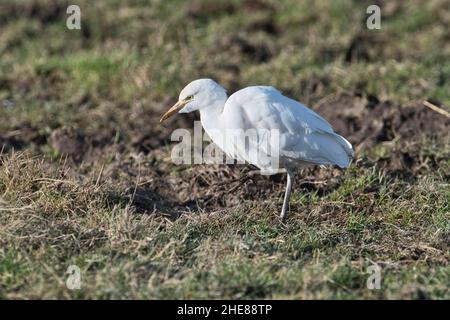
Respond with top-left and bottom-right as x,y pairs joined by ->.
49,126 -> 87,161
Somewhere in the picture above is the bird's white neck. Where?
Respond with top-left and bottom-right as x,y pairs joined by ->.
200,90 -> 228,134
199,92 -> 227,146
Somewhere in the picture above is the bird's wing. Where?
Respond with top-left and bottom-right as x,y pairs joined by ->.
221,86 -> 354,169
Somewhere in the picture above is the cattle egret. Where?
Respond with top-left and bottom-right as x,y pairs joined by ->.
160,79 -> 354,219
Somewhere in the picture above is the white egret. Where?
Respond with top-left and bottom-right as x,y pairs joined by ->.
160,79 -> 354,219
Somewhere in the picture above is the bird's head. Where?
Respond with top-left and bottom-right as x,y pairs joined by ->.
160,78 -> 227,122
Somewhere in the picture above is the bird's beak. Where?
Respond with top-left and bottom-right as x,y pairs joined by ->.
160,100 -> 188,123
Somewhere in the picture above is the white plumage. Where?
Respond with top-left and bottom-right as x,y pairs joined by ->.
160,79 -> 354,219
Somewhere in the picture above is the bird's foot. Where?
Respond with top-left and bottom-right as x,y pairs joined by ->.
279,210 -> 288,221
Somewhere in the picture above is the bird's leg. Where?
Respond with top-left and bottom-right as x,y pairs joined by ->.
280,169 -> 293,220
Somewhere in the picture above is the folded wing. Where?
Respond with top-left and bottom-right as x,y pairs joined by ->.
221,86 -> 354,169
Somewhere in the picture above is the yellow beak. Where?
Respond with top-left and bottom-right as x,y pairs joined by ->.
160,100 -> 188,123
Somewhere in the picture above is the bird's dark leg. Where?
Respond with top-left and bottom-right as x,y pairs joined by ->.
280,169 -> 293,220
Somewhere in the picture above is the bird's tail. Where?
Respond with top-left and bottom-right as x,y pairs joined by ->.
335,134 -> 354,158
315,131 -> 354,168
333,133 -> 354,167
281,131 -> 354,169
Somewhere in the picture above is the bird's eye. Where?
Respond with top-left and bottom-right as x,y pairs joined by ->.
185,95 -> 194,100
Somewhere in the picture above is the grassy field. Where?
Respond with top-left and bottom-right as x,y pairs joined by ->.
0,0 -> 449,299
